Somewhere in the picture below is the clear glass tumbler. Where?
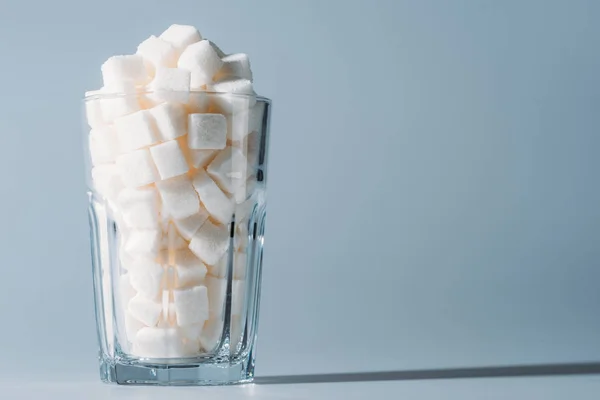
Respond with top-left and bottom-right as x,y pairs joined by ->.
83,91 -> 271,385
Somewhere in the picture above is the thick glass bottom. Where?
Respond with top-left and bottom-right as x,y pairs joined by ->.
99,353 -> 255,385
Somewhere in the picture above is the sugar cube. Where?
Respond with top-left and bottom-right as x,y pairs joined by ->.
117,186 -> 160,229
189,220 -> 230,266
128,294 -> 162,326
114,109 -> 160,153
100,94 -> 142,123
136,35 -> 178,69
211,78 -> 254,95
173,285 -> 209,326
149,140 -> 189,180
214,53 -> 253,81
149,102 -> 187,141
147,67 -> 190,104
128,261 -> 164,300
173,249 -> 207,288
89,125 -> 119,165
122,229 -> 162,256
91,164 -> 124,201
190,149 -> 218,169
101,55 -> 149,88
173,209 -> 209,240
116,148 -> 159,188
188,113 -> 227,150
156,175 -> 200,220
177,40 -> 223,85
159,24 -> 202,53
207,146 -> 248,195
192,169 -> 234,224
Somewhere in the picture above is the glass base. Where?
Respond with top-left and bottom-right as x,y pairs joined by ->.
99,354 -> 255,385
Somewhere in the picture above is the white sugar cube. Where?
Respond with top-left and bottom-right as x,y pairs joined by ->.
148,67 -> 190,104
123,229 -> 162,256
91,164 -> 124,201
215,53 -> 253,81
188,113 -> 227,150
159,24 -> 202,53
128,261 -> 164,300
156,175 -> 200,219
89,125 -> 118,166
128,294 -> 162,326
101,55 -> 149,88
173,249 -> 207,288
133,327 -> 193,358
116,148 -> 159,188
178,40 -> 223,84
173,285 -> 209,326
149,102 -> 187,141
124,311 -> 145,343
192,169 -> 234,224
118,185 -> 157,207
149,140 -> 189,180
211,78 -> 254,95
136,35 -> 178,69
174,209 -> 209,240
190,150 -> 217,169
118,187 -> 160,229
100,93 -> 142,123
189,220 -> 230,266
207,146 -> 248,195
114,110 -> 160,153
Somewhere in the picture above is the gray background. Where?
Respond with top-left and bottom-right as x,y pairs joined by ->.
0,0 -> 598,381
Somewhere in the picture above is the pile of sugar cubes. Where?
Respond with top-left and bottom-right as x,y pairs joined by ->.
85,24 -> 263,358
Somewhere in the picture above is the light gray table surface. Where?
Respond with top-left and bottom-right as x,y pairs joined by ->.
2,374 -> 600,400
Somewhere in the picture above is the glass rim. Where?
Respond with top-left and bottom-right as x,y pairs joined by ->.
83,90 -> 271,103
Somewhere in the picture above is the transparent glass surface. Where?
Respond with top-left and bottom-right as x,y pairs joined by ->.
84,91 -> 271,385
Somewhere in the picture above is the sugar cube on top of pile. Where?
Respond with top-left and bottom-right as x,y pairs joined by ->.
94,23 -> 254,107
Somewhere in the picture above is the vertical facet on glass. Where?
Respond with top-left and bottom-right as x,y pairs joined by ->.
84,92 -> 270,385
